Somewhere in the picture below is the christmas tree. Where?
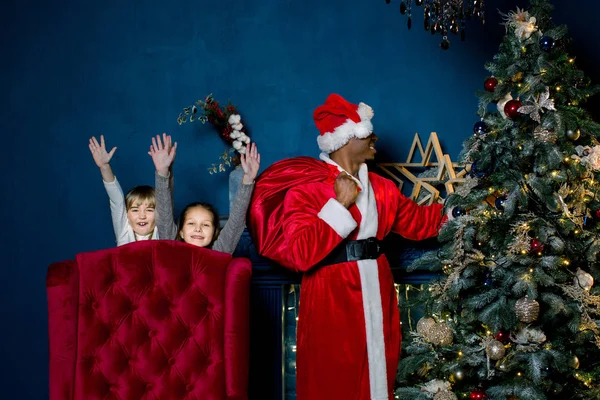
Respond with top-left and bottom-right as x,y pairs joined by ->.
396,1 -> 600,399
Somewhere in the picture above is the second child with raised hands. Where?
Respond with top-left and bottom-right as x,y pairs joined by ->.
150,134 -> 260,254
89,135 -> 158,246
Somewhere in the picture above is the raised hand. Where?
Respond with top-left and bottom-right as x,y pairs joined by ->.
240,142 -> 261,184
148,133 -> 177,177
89,135 -> 117,182
89,135 -> 117,168
334,172 -> 359,208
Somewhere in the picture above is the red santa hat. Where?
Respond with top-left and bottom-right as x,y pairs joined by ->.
313,93 -> 374,153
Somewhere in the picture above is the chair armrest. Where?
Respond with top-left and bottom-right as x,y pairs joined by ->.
224,257 -> 253,400
46,260 -> 79,400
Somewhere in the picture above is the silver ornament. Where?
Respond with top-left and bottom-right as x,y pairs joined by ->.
428,322 -> 454,346
514,296 -> 540,323
485,339 -> 506,360
574,268 -> 594,291
434,390 -> 458,400
417,317 -> 436,336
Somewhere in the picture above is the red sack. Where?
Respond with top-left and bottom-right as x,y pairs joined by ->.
248,156 -> 332,266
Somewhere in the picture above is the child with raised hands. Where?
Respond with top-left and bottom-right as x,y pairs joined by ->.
88,135 -> 158,246
149,134 -> 260,254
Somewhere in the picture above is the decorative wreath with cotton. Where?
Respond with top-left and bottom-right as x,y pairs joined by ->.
177,94 -> 251,174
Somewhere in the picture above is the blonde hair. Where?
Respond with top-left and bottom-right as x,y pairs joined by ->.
125,185 -> 156,210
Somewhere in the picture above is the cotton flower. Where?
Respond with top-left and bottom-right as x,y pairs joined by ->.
230,130 -> 241,139
228,114 -> 241,125
232,140 -> 243,150
232,123 -> 243,131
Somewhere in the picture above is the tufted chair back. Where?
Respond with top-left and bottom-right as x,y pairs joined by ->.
46,241 -> 252,400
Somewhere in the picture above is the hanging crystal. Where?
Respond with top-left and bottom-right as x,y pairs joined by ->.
386,0 -> 485,49
440,36 -> 450,50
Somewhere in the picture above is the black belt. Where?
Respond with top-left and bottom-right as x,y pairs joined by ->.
316,237 -> 384,267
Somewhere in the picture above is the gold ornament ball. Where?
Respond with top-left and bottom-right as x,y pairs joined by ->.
434,390 -> 458,400
570,355 -> 580,369
428,322 -> 454,346
566,128 -> 580,141
515,296 -> 540,323
417,317 -> 436,336
486,339 -> 506,360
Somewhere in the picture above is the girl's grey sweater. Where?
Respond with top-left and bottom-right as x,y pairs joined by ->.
154,172 -> 254,254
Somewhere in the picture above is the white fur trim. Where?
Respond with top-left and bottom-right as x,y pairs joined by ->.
356,164 -> 378,239
319,153 -> 386,397
317,103 -> 374,153
358,259 -> 388,400
318,198 -> 357,238
353,162 -> 386,399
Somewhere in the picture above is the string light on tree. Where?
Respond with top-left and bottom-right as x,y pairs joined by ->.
469,389 -> 487,399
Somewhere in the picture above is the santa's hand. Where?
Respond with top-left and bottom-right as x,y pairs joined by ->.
335,172 -> 358,208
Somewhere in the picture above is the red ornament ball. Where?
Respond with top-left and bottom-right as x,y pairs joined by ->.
484,77 -> 498,92
494,331 -> 510,344
530,238 -> 545,255
470,390 -> 487,399
504,99 -> 523,119
594,209 -> 600,220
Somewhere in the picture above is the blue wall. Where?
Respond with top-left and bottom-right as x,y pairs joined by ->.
2,0 -> 599,397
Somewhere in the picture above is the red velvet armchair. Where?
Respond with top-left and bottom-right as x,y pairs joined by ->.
46,241 -> 252,400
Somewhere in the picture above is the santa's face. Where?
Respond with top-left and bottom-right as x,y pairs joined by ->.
347,133 -> 378,163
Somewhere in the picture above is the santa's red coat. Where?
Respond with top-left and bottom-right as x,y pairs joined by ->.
249,156 -> 445,400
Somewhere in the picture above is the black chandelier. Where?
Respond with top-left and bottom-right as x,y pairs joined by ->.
385,0 -> 486,50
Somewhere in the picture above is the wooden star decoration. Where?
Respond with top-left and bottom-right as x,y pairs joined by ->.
377,132 -> 471,205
